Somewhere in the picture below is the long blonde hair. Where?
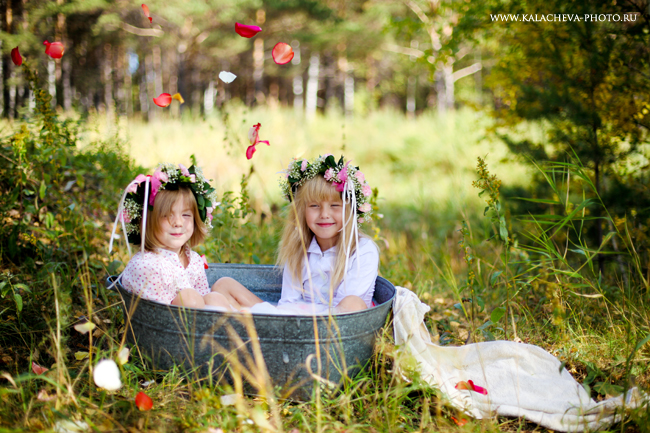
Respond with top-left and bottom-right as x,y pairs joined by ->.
142,187 -> 207,252
277,176 -> 368,291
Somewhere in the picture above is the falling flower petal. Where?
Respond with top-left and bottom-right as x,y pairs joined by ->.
172,93 -> 185,104
235,22 -> 262,38
117,347 -> 130,365
153,93 -> 172,107
11,47 -> 22,66
93,359 -> 122,391
219,71 -> 237,83
74,320 -> 96,335
451,416 -> 468,426
201,255 -> 209,270
246,145 -> 257,160
272,42 -> 294,65
43,40 -> 65,59
142,4 -> 152,23
135,391 -> 153,411
32,361 -> 48,375
246,123 -> 270,159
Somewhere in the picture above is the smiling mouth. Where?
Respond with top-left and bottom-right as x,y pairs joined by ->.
170,233 -> 184,237
317,223 -> 334,227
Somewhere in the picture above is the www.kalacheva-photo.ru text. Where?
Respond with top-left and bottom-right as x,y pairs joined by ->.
491,13 -> 640,22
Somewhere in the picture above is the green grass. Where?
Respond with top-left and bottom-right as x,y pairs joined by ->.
1,105 -> 649,432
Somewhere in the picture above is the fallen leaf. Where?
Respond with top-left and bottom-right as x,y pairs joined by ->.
53,419 -> 89,433
11,47 -> 22,66
142,4 -> 152,23
36,389 -> 56,402
43,41 -> 65,59
272,42 -> 294,65
171,93 -> 184,104
218,71 -> 237,83
135,391 -> 153,411
73,320 -> 96,335
235,22 -> 261,38
153,93 -> 172,107
93,359 -> 122,391
32,361 -> 49,375
74,351 -> 89,361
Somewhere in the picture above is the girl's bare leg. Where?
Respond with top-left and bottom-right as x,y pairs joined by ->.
172,289 -> 206,309
334,295 -> 367,314
203,292 -> 234,310
212,277 -> 263,310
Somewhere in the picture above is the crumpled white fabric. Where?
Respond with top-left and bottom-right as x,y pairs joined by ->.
392,286 -> 646,431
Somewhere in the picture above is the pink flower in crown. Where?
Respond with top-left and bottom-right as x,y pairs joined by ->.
358,216 -> 365,224
189,174 -> 196,183
358,202 -> 371,213
362,184 -> 372,197
120,209 -> 132,223
301,159 -> 308,172
355,171 -> 365,183
148,175 -> 162,206
324,168 -> 335,181
322,153 -> 333,159
334,182 -> 345,192
178,164 -> 191,177
153,168 -> 169,183
338,164 -> 348,183
126,174 -> 147,193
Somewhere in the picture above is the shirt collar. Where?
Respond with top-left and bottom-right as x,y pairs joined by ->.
307,236 -> 337,256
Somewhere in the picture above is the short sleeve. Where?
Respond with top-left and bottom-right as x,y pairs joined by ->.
332,238 -> 379,308
187,250 -> 210,296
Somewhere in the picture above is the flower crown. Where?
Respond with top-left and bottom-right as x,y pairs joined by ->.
121,163 -> 219,245
280,154 -> 373,225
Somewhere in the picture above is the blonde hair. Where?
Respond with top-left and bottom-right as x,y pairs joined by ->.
277,176 -> 370,293
142,187 -> 207,252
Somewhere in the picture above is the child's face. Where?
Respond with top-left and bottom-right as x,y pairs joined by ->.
156,198 -> 194,254
305,198 -> 343,251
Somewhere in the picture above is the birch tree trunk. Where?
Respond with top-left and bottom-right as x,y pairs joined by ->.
306,54 -> 320,120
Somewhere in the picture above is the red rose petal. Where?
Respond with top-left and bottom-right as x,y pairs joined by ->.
43,41 -> 65,59
32,361 -> 49,375
135,391 -> 153,411
153,93 -> 172,108
201,254 -> 209,270
246,144 -> 257,160
142,4 -> 152,23
272,42 -> 294,65
467,379 -> 488,395
11,47 -> 22,66
235,22 -> 262,38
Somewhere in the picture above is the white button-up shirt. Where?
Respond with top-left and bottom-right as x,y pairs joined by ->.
278,236 -> 379,313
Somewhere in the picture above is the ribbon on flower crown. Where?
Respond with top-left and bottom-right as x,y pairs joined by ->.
340,175 -> 361,292
108,176 -> 154,257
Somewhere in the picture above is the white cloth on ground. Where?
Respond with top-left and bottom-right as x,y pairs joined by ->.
278,236 -> 378,313
392,286 -> 646,432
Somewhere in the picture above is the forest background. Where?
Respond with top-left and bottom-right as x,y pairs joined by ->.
1,0 -> 650,431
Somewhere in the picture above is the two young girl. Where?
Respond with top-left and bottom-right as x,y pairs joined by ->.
116,156 -> 378,315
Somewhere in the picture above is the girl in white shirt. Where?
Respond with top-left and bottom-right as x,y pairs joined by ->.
217,154 -> 379,314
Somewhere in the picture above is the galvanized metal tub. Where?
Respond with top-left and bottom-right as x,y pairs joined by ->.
107,263 -> 395,400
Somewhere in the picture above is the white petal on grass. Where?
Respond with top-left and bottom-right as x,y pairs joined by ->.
93,359 -> 122,391
117,346 -> 130,365
53,420 -> 89,433
73,321 -> 96,334
220,393 -> 238,406
219,71 -> 237,83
